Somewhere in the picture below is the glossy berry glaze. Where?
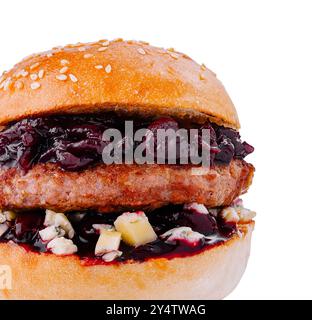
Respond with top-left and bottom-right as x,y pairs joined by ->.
0,205 -> 236,264
0,113 -> 254,171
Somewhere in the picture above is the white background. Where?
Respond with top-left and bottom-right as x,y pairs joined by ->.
1,0 -> 311,300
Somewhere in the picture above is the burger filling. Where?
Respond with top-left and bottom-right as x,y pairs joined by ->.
0,113 -> 253,171
0,159 -> 254,213
0,113 -> 255,263
0,201 -> 255,264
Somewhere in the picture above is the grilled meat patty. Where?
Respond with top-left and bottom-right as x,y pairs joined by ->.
0,160 -> 254,213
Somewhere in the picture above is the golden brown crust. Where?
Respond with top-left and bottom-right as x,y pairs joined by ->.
0,222 -> 253,300
0,39 -> 240,128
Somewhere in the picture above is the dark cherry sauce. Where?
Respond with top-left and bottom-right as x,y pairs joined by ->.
0,205 -> 236,265
0,113 -> 254,172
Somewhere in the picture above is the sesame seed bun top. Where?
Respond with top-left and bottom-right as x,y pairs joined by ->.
0,39 -> 240,128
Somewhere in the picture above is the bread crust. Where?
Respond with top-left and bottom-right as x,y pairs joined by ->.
0,39 -> 239,128
0,222 -> 253,300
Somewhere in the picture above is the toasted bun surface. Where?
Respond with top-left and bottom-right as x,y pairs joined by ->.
0,223 -> 253,300
0,39 -> 239,128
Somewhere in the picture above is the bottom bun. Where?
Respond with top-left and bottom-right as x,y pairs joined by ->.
0,223 -> 254,300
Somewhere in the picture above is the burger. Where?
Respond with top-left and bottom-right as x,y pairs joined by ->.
0,39 -> 255,300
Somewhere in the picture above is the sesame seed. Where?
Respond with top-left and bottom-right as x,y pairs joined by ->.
18,70 -> 29,78
95,65 -> 103,70
22,55 -> 33,62
12,71 -> 17,78
53,46 -> 63,50
38,70 -> 45,79
169,52 -> 180,59
105,64 -> 112,74
30,62 -> 40,70
15,81 -> 24,89
200,64 -> 207,71
56,74 -> 67,81
83,53 -> 93,59
22,54 -> 39,62
61,59 -> 69,66
14,71 -> 21,79
98,47 -> 107,52
3,78 -> 12,91
100,40 -> 110,46
78,47 -> 86,52
71,43 -> 82,48
60,67 -> 69,74
69,74 -> 78,83
137,48 -> 146,55
199,74 -> 206,80
112,38 -> 123,43
167,48 -> 175,52
30,74 -> 38,81
30,82 -> 41,90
